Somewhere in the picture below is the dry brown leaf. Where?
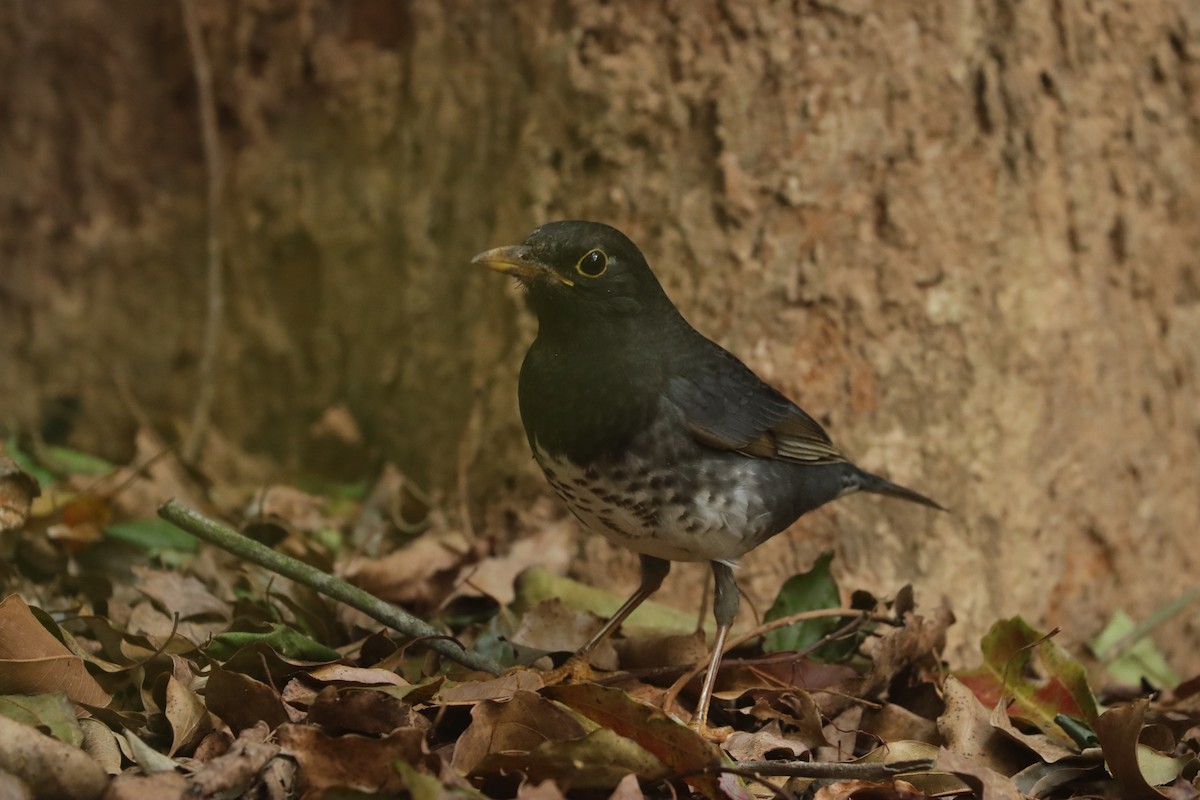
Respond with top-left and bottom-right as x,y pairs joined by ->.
244,485 -> 330,534
937,675 -> 1028,775
103,427 -> 207,519
860,703 -> 942,746
934,746 -> 1025,800
101,771 -> 187,800
277,723 -> 426,794
858,607 -> 953,701
1094,699 -> 1176,800
809,778 -> 927,800
615,630 -> 708,672
0,713 -> 108,800
80,718 -> 122,775
511,598 -> 615,668
165,675 -> 213,756
187,729 -> 281,798
451,689 -> 587,776
304,663 -> 409,686
454,521 -> 575,605
439,670 -> 546,705
722,720 -> 812,762
307,686 -> 427,736
131,566 -> 229,621
342,532 -> 471,607
542,682 -> 724,797
204,667 -> 289,733
0,595 -> 111,706
0,456 -> 40,532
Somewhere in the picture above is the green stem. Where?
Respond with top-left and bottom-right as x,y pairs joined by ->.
157,498 -> 503,675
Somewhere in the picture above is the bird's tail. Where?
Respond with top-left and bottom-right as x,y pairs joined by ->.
853,468 -> 945,511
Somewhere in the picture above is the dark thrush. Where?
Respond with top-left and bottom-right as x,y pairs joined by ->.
474,220 -> 941,730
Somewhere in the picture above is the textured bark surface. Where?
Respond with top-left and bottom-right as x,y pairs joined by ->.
2,1 -> 1199,666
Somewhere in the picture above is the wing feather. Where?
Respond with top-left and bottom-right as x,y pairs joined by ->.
667,345 -> 846,465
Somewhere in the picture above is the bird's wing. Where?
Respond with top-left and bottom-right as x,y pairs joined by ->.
666,346 -> 847,464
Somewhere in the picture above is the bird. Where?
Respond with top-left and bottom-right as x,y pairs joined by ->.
473,220 -> 941,731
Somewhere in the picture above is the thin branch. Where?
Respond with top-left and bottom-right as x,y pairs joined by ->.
180,0 -> 226,464
726,757 -> 934,779
157,499 -> 504,675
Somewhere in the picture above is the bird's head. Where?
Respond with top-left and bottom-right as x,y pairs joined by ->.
472,220 -> 677,327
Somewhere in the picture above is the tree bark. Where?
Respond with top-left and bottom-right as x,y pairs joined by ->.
2,0 -> 1199,669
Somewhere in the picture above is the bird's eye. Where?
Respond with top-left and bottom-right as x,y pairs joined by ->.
575,249 -> 608,278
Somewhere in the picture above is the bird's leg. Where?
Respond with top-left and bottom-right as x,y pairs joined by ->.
691,561 -> 738,732
576,555 -> 671,660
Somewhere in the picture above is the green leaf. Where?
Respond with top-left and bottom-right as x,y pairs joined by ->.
955,617 -> 1099,741
39,445 -> 115,476
1091,609 -> 1180,688
206,623 -> 340,662
4,436 -> 56,488
103,517 -> 197,552
762,552 -> 855,660
0,692 -> 83,746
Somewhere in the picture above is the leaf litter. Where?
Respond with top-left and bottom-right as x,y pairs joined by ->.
0,434 -> 1199,799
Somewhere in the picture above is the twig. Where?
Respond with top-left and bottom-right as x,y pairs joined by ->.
157,499 -> 504,675
662,608 -> 883,717
180,0 -> 226,464
727,757 -> 934,779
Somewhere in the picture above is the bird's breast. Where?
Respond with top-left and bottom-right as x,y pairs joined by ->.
531,412 -> 780,563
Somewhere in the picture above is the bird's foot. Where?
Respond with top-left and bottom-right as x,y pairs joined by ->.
539,655 -> 604,686
687,719 -> 734,743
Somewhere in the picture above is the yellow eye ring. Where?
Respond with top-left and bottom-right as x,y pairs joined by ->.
575,249 -> 608,278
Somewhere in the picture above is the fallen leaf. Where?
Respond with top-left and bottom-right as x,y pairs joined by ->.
120,728 -> 181,774
0,691 -> 83,747
937,676 -> 1029,775
934,746 -> 1024,800
453,521 -> 575,605
439,670 -> 545,705
165,675 -> 212,756
132,566 -> 229,621
451,690 -> 586,776
277,723 -> 426,793
80,718 -> 122,775
1091,610 -> 1180,689
809,778 -> 926,800
1095,698 -> 1192,799
0,456 -> 40,532
101,771 -> 186,800
343,532 -> 471,609
188,729 -> 280,798
955,617 -> 1098,739
204,667 -> 289,732
307,686 -> 426,736
510,598 -> 616,669
479,727 -> 671,790
543,683 -> 723,798
722,721 -> 812,762
857,740 -> 971,797
763,552 -> 858,660
517,567 -> 710,638
304,663 -> 409,686
0,595 -> 111,706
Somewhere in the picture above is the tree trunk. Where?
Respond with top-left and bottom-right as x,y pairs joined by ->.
2,0 -> 1199,669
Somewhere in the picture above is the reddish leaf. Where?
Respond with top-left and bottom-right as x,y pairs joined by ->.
955,617 -> 1098,739
542,683 -> 724,798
